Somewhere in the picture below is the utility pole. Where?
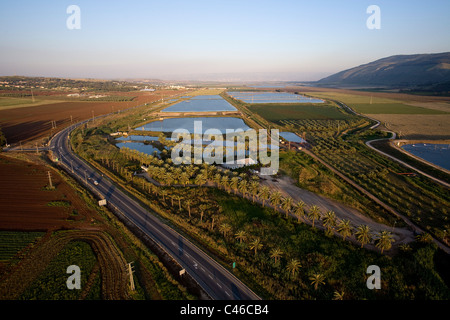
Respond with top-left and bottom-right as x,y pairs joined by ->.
126,262 -> 135,291
47,171 -> 53,189
92,110 -> 95,125
70,115 -> 73,124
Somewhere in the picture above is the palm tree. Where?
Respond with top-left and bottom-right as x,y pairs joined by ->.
199,204 -> 207,222
258,186 -> 270,207
194,173 -> 207,186
308,205 -> 321,227
336,219 -> 353,241
355,225 -> 372,248
293,201 -> 306,223
375,230 -> 394,253
179,172 -> 190,186
333,290 -> 345,300
249,238 -> 263,256
322,211 -> 336,234
176,195 -> 183,211
249,181 -> 259,203
219,223 -> 232,239
234,230 -> 247,244
230,176 -> 239,194
281,197 -> 293,219
269,248 -> 283,264
220,175 -> 230,192
213,173 -> 222,188
309,273 -> 325,290
270,191 -> 282,210
185,199 -> 193,217
286,259 -> 302,279
238,179 -> 249,198
160,189 -> 168,202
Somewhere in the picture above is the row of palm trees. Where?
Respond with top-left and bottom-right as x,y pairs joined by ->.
118,146 -> 395,253
230,229 -> 326,290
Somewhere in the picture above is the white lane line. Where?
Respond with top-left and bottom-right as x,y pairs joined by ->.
225,291 -> 230,297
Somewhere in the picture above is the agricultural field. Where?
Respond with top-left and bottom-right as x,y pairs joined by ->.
248,103 -> 353,123
0,154 -> 96,230
0,231 -> 45,262
0,89 -> 185,144
311,134 -> 450,243
294,87 -> 450,139
0,153 -> 190,300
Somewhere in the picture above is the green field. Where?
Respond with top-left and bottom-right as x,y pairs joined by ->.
0,97 -> 64,110
248,103 -> 353,123
349,103 -> 446,114
307,92 -> 448,115
20,241 -> 98,300
0,231 -> 45,261
0,97 -> 34,107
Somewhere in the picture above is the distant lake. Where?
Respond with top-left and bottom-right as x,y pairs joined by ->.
279,132 -> 306,143
136,117 -> 250,133
116,142 -> 162,156
162,95 -> 236,112
116,135 -> 158,142
228,91 -> 324,104
401,143 -> 450,171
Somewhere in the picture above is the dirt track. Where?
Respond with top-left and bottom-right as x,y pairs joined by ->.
260,174 -> 415,245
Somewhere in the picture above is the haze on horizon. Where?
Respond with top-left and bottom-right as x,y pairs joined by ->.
1,0 -> 449,82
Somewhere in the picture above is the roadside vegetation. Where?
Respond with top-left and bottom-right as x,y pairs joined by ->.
71,110 -> 450,299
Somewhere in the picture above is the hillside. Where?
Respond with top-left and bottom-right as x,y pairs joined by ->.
317,52 -> 450,94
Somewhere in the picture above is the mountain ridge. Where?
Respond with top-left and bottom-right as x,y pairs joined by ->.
317,52 -> 450,91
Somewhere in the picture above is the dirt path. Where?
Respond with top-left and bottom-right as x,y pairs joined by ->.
259,174 -> 414,245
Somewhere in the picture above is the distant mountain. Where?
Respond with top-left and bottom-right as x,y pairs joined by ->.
317,52 -> 450,92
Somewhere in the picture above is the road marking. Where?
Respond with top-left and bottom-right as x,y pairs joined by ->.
216,283 -> 222,288
225,291 -> 230,297
208,274 -> 213,280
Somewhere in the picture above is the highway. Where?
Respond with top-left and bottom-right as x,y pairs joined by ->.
49,119 -> 260,300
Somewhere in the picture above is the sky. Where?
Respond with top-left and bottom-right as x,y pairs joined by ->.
1,0 -> 449,81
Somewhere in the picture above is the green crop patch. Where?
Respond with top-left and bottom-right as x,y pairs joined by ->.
351,103 -> 447,114
0,231 -> 45,261
248,103 -> 353,123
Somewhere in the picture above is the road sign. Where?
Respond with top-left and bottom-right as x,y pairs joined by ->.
179,269 -> 186,276
98,199 -> 107,206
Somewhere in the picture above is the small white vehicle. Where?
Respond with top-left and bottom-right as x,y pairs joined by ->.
94,181 -> 99,185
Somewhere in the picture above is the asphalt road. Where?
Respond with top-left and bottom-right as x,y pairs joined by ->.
49,120 -> 260,300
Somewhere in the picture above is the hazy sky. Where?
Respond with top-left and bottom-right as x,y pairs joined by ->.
1,0 -> 449,81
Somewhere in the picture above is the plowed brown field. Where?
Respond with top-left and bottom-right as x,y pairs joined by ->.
0,89 -> 185,143
0,154 -> 98,231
